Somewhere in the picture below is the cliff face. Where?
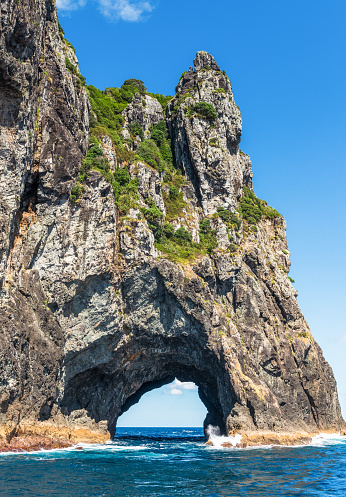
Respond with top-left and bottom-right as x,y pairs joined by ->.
0,1 -> 343,443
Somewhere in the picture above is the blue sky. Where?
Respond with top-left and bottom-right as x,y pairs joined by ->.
58,0 -> 346,425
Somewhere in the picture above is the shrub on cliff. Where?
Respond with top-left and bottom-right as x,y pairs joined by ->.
216,207 -> 241,230
142,204 -> 164,225
69,182 -> 84,203
65,57 -> 77,75
174,226 -> 192,243
238,186 -> 281,225
128,122 -> 144,141
150,120 -> 174,170
80,142 -> 110,180
123,79 -> 147,95
162,188 -> 187,221
187,102 -> 218,123
117,194 -> 138,215
199,218 -> 217,254
136,140 -> 164,172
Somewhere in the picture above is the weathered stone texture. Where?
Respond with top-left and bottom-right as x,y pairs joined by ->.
0,0 -> 343,443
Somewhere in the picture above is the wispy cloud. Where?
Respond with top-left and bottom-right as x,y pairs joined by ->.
56,0 -> 86,11
169,388 -> 183,396
166,379 -> 198,395
57,0 -> 154,21
99,0 -> 153,21
340,334 -> 346,344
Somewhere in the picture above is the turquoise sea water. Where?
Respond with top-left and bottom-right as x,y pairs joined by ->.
0,427 -> 345,496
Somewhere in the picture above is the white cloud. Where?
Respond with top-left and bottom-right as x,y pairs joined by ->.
166,379 -> 198,395
56,0 -> 86,11
98,0 -> 153,21
175,379 -> 198,390
57,0 -> 154,22
169,388 -> 183,396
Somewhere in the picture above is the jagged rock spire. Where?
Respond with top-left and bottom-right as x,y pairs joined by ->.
168,51 -> 250,216
194,51 -> 221,72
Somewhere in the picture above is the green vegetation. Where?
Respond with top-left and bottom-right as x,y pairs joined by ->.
87,85 -> 136,162
128,122 -> 144,140
154,217 -> 219,263
69,71 -> 282,266
209,137 -> 220,147
216,206 -> 241,230
64,57 -> 86,88
155,238 -> 204,263
199,218 -> 218,253
163,174 -> 187,222
288,276 -> 295,283
136,140 -> 164,172
72,80 -> 180,220
172,92 -> 192,114
65,57 -> 77,75
133,120 -> 174,175
69,182 -> 84,203
122,79 -> 146,95
238,186 -> 281,226
70,138 -> 139,212
149,120 -> 173,166
187,102 -> 218,123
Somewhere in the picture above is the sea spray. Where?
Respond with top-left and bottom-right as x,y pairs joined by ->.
206,425 -> 242,447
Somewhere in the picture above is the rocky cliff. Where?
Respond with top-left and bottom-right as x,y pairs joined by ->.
0,0 -> 344,447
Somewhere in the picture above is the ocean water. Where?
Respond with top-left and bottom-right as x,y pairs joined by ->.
0,428 -> 345,496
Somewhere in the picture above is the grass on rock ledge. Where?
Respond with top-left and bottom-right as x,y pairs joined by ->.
154,219 -> 218,264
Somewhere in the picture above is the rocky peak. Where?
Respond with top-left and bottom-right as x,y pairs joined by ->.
122,93 -> 163,142
168,52 -> 250,216
194,51 -> 221,72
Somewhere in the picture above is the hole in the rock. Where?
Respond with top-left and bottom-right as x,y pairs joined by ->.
117,378 -> 207,428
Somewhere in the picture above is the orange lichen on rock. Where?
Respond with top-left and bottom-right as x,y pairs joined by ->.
0,424 -> 110,453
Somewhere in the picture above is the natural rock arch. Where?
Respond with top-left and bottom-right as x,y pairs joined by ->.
61,354 -> 228,437
58,262 -> 237,437
0,0 -> 344,448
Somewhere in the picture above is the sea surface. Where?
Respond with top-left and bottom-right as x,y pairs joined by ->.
0,427 -> 345,496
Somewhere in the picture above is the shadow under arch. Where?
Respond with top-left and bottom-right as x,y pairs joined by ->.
60,334 -> 232,438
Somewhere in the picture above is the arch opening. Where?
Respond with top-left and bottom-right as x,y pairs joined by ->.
116,377 -> 207,428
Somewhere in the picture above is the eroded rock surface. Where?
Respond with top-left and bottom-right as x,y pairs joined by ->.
0,1 -> 344,445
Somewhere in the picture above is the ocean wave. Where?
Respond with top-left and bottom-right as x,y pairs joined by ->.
205,425 -> 346,450
205,425 -> 242,449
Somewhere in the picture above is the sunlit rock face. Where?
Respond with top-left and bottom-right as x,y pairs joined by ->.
0,0 -> 344,442
167,51 -> 252,216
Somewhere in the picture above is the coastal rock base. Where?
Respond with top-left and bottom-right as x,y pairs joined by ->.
207,430 -> 346,448
1,428 -> 344,453
0,424 -> 110,452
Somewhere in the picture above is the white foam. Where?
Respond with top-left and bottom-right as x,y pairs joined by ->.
206,425 -> 242,448
310,432 -> 346,447
205,426 -> 346,450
